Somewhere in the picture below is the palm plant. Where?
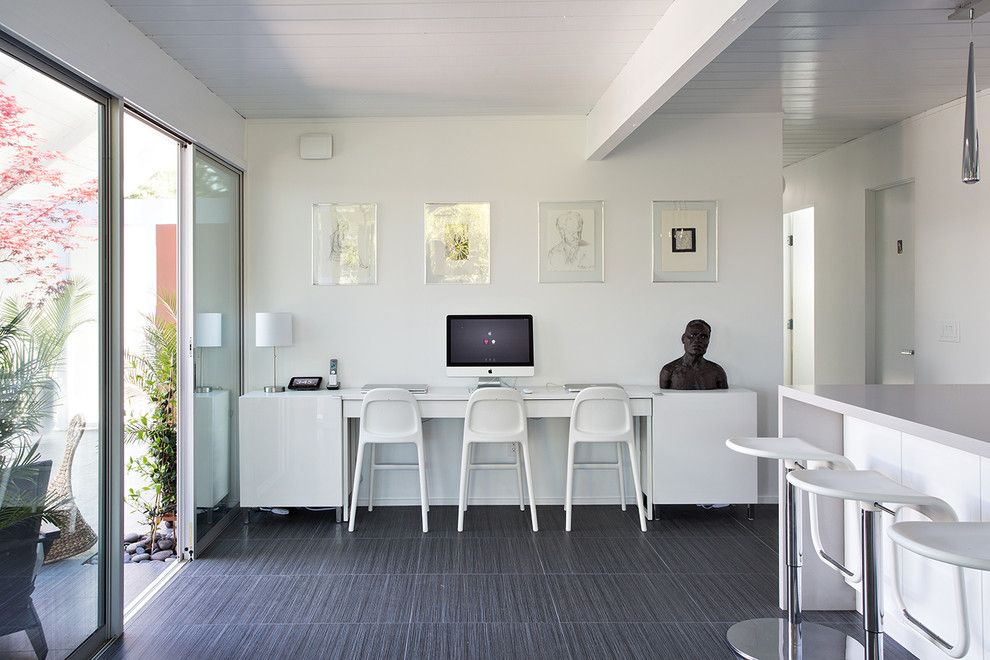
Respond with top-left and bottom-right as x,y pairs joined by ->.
124,295 -> 177,535
0,282 -> 89,530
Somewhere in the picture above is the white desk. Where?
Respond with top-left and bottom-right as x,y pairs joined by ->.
336,385 -> 656,521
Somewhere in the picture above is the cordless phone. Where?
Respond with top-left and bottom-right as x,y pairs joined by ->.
327,358 -> 340,390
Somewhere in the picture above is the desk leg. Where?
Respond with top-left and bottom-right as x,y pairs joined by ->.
342,416 -> 350,522
646,415 -> 654,521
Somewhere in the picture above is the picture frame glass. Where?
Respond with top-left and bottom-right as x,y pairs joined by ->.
652,201 -> 717,282
312,203 -> 377,285
424,202 -> 490,284
538,201 -> 604,283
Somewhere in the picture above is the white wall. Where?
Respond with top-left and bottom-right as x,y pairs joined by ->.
0,0 -> 245,166
245,113 -> 784,497
784,92 -> 990,385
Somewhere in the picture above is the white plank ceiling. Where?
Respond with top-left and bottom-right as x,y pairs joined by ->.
661,0 -> 990,165
106,0 -> 674,117
107,0 -> 990,165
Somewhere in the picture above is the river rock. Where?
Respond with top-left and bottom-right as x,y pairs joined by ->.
132,553 -> 150,563
157,539 -> 174,550
125,542 -> 145,554
123,552 -> 131,563
151,550 -> 173,561
123,532 -> 142,543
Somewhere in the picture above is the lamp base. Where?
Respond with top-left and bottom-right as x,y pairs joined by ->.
264,386 -> 286,393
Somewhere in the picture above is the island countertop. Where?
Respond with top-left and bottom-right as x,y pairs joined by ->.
780,384 -> 990,458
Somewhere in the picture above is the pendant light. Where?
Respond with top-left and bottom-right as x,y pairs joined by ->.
963,7 -> 980,183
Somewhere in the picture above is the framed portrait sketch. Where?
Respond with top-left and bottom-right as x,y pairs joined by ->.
538,201 -> 604,283
652,200 -> 718,282
312,203 -> 377,285
424,202 -> 490,284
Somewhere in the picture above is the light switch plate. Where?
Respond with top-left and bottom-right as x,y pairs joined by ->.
938,320 -> 960,343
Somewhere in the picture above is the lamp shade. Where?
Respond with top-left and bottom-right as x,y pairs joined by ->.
255,312 -> 293,347
194,312 -> 222,348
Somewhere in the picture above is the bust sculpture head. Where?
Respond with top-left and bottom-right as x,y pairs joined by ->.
658,319 -> 728,390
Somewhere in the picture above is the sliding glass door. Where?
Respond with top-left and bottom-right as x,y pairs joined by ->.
0,42 -> 113,659
179,149 -> 242,554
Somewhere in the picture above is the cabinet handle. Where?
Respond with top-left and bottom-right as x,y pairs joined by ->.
900,349 -> 915,356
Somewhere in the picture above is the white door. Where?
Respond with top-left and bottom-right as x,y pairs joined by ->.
784,207 -> 815,385
875,182 -> 915,384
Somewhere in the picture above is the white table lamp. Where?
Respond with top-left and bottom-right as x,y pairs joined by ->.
256,312 -> 293,393
194,312 -> 222,393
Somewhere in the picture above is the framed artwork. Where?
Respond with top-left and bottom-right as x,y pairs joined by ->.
652,200 -> 718,282
538,201 -> 604,283
312,203 -> 377,285
424,202 -> 490,284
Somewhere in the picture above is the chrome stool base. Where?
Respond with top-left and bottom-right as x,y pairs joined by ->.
727,618 -> 863,660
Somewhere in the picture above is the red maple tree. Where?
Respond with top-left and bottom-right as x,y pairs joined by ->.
0,81 -> 97,304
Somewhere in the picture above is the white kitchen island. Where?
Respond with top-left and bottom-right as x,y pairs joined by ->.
779,384 -> 990,660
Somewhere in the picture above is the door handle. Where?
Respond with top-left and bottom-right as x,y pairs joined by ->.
900,349 -> 915,356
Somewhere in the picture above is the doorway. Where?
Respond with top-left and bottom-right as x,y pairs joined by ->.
784,207 -> 815,385
867,182 -> 915,384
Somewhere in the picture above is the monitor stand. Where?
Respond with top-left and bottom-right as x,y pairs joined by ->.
475,377 -> 504,389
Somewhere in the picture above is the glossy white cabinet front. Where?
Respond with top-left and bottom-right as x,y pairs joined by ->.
239,392 -> 343,508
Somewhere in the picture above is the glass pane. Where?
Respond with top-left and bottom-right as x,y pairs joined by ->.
122,112 -> 180,604
0,51 -> 105,658
192,151 -> 240,541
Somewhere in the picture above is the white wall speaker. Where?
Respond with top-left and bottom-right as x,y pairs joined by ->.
299,133 -> 333,160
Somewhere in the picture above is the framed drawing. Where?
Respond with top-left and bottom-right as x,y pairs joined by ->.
652,200 -> 718,282
424,202 -> 490,284
312,203 -> 377,285
538,201 -> 604,283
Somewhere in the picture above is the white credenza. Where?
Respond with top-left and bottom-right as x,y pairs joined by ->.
193,389 -> 230,510
238,390 -> 344,511
650,388 -> 758,506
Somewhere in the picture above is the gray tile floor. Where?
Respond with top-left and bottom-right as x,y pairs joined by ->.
106,504 -> 916,659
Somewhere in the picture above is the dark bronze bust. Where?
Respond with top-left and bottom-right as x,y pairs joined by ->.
658,319 -> 728,390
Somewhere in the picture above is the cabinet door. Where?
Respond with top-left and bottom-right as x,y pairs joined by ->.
239,395 -> 343,507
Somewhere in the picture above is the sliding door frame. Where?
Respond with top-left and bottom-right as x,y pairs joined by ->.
0,28 -> 123,658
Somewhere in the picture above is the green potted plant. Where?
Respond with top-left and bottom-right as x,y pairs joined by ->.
124,296 -> 177,549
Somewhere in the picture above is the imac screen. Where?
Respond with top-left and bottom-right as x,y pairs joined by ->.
447,315 -> 533,366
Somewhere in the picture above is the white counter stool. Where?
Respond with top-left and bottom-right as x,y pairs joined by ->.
348,388 -> 429,533
565,386 -> 647,532
724,437 -> 863,660
457,387 -> 537,532
886,521 -> 990,658
787,469 -> 960,660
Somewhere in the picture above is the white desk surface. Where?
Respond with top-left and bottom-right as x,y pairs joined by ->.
243,385 -> 659,400
781,384 -> 990,458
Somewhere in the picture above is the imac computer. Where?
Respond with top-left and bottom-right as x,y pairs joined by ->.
446,314 -> 534,388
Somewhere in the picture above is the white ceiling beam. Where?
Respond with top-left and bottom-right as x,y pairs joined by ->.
585,0 -> 778,160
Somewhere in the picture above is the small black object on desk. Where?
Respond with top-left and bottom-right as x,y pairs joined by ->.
287,376 -> 322,391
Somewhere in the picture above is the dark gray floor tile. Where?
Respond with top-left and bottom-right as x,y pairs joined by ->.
548,573 -> 706,623
648,535 -> 777,574
418,538 -> 541,574
679,621 -> 752,660
407,623 -> 568,659
643,509 -> 753,538
345,506 -> 454,539
452,505 -> 547,537
221,508 -> 340,540
103,623 -> 232,659
325,538 -> 422,574
216,623 -> 409,660
411,574 -> 557,623
676,572 -> 780,623
802,609 -> 862,625
158,575 -> 262,625
562,622 -> 701,660
254,574 -> 417,624
536,535 -> 668,574
544,504 -> 644,536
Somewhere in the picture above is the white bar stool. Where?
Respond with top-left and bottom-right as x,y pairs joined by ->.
787,469 -> 960,660
457,387 -> 537,532
887,521 -> 990,658
348,388 -> 429,533
724,437 -> 864,660
565,386 -> 646,532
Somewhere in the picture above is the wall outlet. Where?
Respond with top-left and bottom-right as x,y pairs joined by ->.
938,320 -> 960,343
